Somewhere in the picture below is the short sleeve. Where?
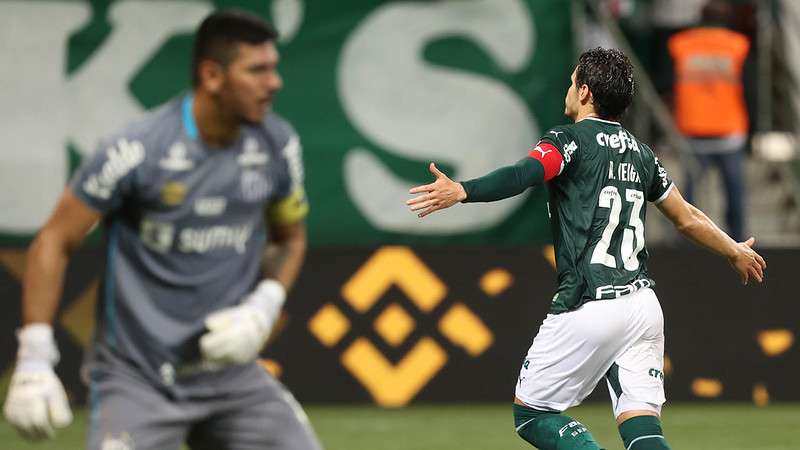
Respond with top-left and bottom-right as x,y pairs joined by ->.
648,156 -> 674,204
69,137 -> 145,215
267,134 -> 309,225
535,126 -> 579,176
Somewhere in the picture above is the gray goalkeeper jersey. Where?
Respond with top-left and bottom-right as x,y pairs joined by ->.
70,95 -> 306,397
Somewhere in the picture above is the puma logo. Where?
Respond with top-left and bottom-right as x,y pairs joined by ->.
533,145 -> 553,158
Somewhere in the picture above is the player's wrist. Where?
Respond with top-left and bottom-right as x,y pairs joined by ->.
456,182 -> 467,202
16,323 -> 59,370
457,181 -> 470,203
723,240 -> 743,261
245,279 -> 287,325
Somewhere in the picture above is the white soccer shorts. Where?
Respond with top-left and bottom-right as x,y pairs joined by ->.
515,288 -> 666,418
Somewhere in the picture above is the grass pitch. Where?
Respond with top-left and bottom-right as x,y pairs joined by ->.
0,403 -> 797,449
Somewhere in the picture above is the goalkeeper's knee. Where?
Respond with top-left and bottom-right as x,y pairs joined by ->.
618,415 -> 672,449
513,403 -> 604,450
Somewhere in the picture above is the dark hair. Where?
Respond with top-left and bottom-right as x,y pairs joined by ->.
191,9 -> 278,87
701,0 -> 733,26
575,47 -> 635,119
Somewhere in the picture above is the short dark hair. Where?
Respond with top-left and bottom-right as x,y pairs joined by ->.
701,0 -> 733,26
575,47 -> 635,119
191,9 -> 278,87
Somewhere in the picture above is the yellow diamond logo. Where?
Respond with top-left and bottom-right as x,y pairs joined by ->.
439,303 -> 493,357
480,268 -> 513,297
374,303 -> 415,347
341,246 -> 446,313
308,246 -> 494,407
341,337 -> 447,407
308,303 -> 350,347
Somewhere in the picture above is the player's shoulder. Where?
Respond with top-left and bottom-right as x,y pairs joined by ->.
550,118 -> 613,142
541,123 -> 580,149
543,123 -> 577,139
259,112 -> 298,151
539,123 -> 582,166
632,134 -> 657,161
96,98 -> 183,159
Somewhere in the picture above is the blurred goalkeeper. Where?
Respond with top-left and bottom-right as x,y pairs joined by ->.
3,9 -> 321,450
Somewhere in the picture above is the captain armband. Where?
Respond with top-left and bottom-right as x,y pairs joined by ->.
267,186 -> 309,225
527,142 -> 565,181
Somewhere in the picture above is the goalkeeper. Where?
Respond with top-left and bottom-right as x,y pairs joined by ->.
3,9 -> 321,450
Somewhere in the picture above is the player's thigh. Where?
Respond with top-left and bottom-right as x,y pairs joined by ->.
87,371 -> 190,450
515,301 -> 630,411
187,372 -> 321,450
606,290 -> 666,418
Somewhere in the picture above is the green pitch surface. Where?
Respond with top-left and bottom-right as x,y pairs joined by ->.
1,403 -> 797,449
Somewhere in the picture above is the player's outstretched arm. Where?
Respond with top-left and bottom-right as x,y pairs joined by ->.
407,158 -> 546,218
407,163 -> 467,218
656,187 -> 766,285
4,189 -> 100,440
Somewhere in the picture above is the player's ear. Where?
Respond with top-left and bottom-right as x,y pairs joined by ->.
578,84 -> 591,104
198,59 -> 225,93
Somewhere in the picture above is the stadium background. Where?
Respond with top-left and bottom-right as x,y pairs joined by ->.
0,0 -> 798,449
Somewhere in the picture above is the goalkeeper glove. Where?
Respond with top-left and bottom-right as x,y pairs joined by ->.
200,279 -> 286,366
3,323 -> 73,440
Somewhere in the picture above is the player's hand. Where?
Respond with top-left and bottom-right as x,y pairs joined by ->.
727,237 -> 767,285
407,163 -> 467,218
200,279 -> 286,366
3,324 -> 73,440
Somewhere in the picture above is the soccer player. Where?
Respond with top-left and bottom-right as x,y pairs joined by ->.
407,48 -> 766,450
3,10 -> 321,450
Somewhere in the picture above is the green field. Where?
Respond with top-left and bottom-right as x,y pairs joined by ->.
1,403 -> 798,449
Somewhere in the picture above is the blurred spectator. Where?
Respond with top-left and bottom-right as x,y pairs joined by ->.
650,0 -> 707,95
668,0 -> 750,240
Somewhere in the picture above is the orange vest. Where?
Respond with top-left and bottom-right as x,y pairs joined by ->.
668,27 -> 750,137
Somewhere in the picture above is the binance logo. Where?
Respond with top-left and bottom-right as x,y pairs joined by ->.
308,246 -> 494,406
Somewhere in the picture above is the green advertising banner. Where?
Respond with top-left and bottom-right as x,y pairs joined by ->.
0,0 -> 573,245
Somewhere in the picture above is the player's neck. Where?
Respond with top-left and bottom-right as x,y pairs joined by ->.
193,92 -> 241,148
574,107 -> 601,123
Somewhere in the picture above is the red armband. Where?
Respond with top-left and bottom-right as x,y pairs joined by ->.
527,142 -> 564,181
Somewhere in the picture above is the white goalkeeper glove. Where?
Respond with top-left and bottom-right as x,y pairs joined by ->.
200,279 -> 286,366
3,323 -> 73,440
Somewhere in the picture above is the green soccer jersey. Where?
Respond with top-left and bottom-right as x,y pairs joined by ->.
538,117 -> 674,314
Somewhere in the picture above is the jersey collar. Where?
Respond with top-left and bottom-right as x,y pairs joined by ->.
182,94 -> 199,140
582,116 -> 621,126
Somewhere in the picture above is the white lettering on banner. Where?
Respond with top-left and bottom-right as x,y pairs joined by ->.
0,2 -> 89,232
178,224 -> 253,254
339,0 -> 537,233
66,1 -> 212,156
83,139 -> 145,199
0,0 -> 212,233
271,0 -> 305,44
